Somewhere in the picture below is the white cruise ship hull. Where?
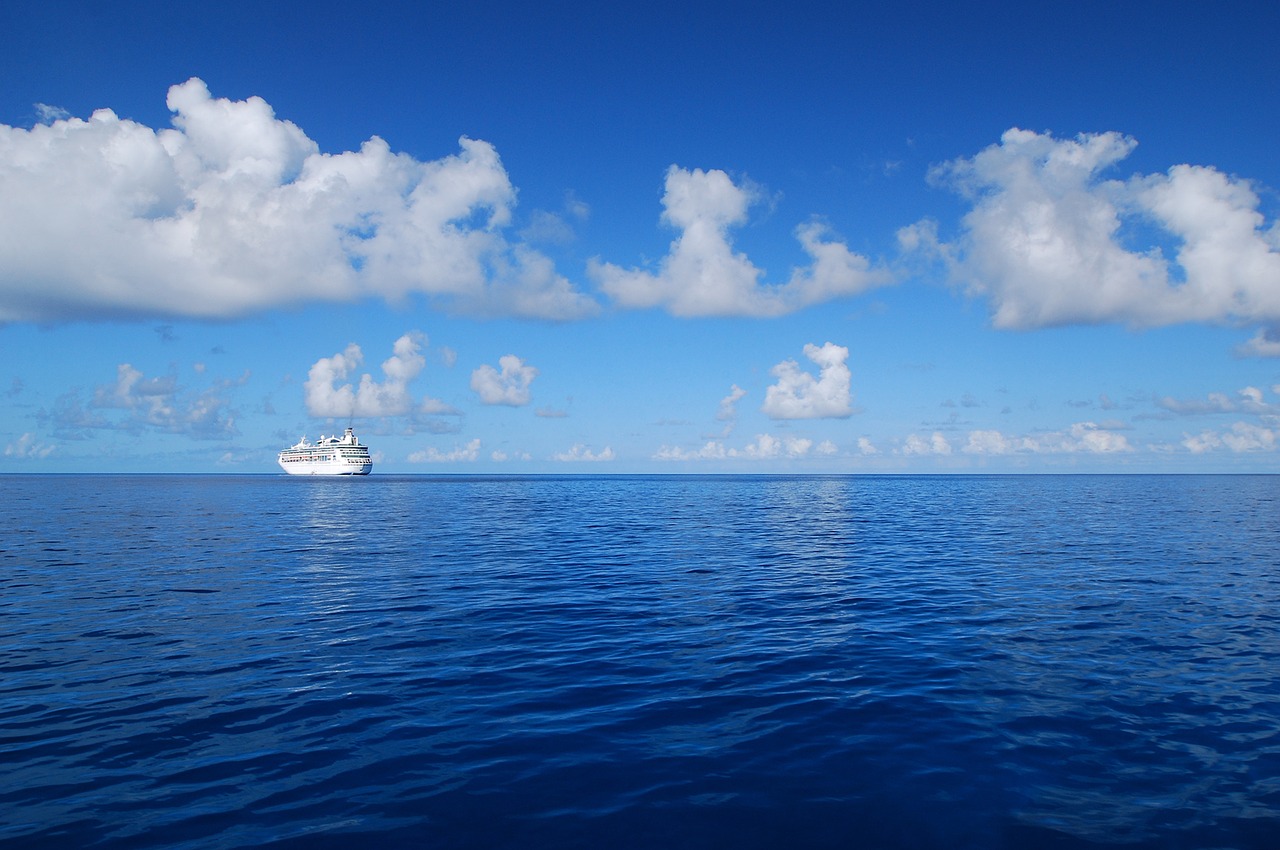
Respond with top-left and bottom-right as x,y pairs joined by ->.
278,457 -> 372,475
278,427 -> 373,476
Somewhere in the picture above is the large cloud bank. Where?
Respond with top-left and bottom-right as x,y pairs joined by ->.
0,79 -> 596,322
8,84 -> 1278,333
910,128 -> 1280,330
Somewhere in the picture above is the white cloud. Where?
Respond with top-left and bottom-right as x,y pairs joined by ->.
305,332 -> 443,419
93,364 -> 178,413
34,103 -> 69,123
717,384 -> 747,421
740,433 -> 813,459
903,432 -> 953,456
920,128 -> 1280,330
1238,327 -> 1280,358
41,391 -> 109,437
963,429 -> 1024,455
653,433 -> 819,461
65,362 -> 240,439
1067,422 -> 1133,453
1223,426 -> 1272,453
962,422 -> 1133,455
857,436 -> 879,455
552,444 -> 615,462
519,209 -> 576,245
1158,386 -> 1273,416
654,441 -> 728,461
1181,431 -> 1222,454
0,78 -> 597,323
589,165 -> 886,317
4,432 -> 55,459
408,438 -> 482,463
1183,422 -> 1278,454
470,354 -> 538,406
761,342 -> 854,419
564,191 -> 590,221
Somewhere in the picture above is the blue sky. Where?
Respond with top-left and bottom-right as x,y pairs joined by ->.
3,0 -> 1280,473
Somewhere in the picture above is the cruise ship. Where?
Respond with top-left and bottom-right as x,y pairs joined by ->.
278,427 -> 373,475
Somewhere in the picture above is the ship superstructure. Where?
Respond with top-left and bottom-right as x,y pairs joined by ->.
278,427 -> 372,475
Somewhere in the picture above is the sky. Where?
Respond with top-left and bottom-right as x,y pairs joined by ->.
3,0 -> 1280,473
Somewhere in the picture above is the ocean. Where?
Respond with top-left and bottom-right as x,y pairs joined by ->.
3,474 -> 1279,849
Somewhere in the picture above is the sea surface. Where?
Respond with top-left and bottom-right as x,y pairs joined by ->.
3,474 -> 1280,849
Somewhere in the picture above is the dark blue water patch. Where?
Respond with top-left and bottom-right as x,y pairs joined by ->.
2,474 -> 1279,849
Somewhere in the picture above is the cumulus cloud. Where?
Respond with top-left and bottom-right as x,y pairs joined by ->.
717,384 -> 747,421
1182,422 -> 1278,454
589,166 -> 886,317
1163,386 -> 1279,455
962,422 -> 1133,455
519,210 -> 576,245
4,432 -> 55,459
903,432 -> 954,456
654,433 -> 820,461
653,441 -> 727,461
408,438 -> 482,463
470,354 -> 538,406
41,392 -> 109,437
739,434 -> 813,459
93,364 -> 178,413
305,332 -> 448,420
34,103 -> 69,123
915,128 -> 1280,330
39,362 -> 239,439
1238,327 -> 1280,358
0,78 -> 597,323
552,444 -> 615,462
761,342 -> 854,419
1157,385 -> 1275,416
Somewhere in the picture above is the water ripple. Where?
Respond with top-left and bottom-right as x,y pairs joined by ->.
2,474 -> 1279,848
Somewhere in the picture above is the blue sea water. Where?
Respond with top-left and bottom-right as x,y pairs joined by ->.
3,474 -> 1280,849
